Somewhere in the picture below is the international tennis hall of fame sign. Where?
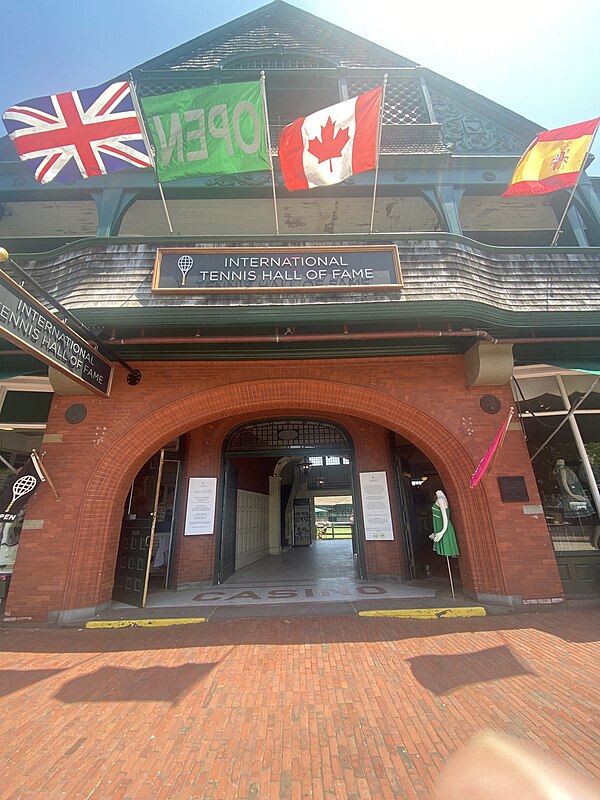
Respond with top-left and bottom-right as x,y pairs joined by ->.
0,269 -> 113,397
152,246 -> 403,293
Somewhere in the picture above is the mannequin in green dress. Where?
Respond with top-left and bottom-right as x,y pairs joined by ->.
430,490 -> 459,557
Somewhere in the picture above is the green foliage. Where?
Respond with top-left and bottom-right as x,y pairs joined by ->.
585,442 -> 600,464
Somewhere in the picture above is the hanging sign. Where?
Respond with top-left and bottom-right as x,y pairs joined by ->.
293,498 -> 311,546
0,453 -> 45,523
359,471 -> 394,540
152,246 -> 402,293
184,477 -> 217,535
0,269 -> 113,397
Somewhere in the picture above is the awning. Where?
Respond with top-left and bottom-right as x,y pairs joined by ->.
0,367 -> 46,381
313,495 -> 353,506
545,359 -> 600,375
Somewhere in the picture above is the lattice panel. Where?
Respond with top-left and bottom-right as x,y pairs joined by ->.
307,463 -> 352,489
381,124 -> 449,154
228,56 -> 332,69
346,78 -> 430,124
137,80 -> 213,98
226,419 -> 350,452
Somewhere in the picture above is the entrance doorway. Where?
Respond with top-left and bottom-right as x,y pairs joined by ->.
112,439 -> 182,607
218,418 -> 364,584
391,433 -> 462,589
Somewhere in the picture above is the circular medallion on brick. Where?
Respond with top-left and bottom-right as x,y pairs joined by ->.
480,394 -> 501,414
65,403 -> 87,424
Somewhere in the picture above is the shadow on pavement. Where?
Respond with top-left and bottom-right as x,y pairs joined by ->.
407,644 -> 535,695
1,610 -> 599,654
0,668 -> 66,697
53,663 -> 218,705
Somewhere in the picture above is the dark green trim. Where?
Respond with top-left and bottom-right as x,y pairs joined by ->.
10,229 -> 600,263
74,301 -> 600,331
0,160 -> 512,194
226,448 -> 353,457
104,341 -> 471,362
422,186 -> 465,235
90,188 -> 140,237
83,339 -> 600,364
514,344 -> 600,367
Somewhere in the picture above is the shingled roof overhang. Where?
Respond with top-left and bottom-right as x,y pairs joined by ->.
1,231 -> 597,363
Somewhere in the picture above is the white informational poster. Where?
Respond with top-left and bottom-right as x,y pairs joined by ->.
359,471 -> 394,540
184,477 -> 217,536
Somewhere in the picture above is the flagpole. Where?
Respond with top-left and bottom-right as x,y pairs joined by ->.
260,71 -> 280,236
487,406 -> 514,473
369,74 -> 388,235
446,556 -> 455,599
128,76 -> 175,236
550,125 -> 599,246
32,450 -> 59,500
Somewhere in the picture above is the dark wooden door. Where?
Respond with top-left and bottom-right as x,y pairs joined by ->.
394,454 -> 417,579
219,461 -> 238,582
113,451 -> 164,607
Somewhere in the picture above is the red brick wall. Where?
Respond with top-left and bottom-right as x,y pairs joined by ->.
5,356 -> 563,622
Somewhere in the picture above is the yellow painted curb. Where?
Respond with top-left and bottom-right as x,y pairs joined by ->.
359,607 -> 486,619
86,617 -> 206,629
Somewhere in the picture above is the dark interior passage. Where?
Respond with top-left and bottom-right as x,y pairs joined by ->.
392,433 -> 462,588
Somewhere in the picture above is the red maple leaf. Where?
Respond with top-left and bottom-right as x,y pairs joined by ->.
307,117 -> 350,172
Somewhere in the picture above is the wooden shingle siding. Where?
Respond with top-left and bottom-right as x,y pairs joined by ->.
16,237 -> 600,314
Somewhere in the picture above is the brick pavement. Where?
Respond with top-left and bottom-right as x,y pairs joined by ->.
0,610 -> 599,800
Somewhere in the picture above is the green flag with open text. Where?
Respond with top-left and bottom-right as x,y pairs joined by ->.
141,82 -> 270,181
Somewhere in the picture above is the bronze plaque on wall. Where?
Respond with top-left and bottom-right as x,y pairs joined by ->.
152,246 -> 402,293
498,476 -> 530,503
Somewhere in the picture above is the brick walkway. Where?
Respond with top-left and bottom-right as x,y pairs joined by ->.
1,610 -> 599,799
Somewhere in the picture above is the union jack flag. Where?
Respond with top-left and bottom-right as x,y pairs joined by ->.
3,81 -> 152,184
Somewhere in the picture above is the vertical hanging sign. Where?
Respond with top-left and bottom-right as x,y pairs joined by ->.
0,269 -> 113,397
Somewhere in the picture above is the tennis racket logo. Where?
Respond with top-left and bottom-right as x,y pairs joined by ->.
177,255 -> 194,286
4,474 -> 37,512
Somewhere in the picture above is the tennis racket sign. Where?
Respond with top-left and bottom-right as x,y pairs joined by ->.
0,454 -> 45,522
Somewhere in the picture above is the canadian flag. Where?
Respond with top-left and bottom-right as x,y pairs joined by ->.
278,87 -> 383,191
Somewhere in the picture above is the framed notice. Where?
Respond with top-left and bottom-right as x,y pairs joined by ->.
359,471 -> 394,541
293,498 -> 311,547
184,477 -> 217,536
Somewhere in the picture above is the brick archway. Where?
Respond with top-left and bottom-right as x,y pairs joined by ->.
51,377 -> 503,614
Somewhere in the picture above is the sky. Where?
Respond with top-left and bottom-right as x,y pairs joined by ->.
2,0 -> 600,172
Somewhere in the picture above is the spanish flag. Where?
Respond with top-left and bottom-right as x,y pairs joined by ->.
503,117 -> 600,197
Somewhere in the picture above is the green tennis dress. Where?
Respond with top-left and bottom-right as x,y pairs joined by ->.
431,502 -> 459,557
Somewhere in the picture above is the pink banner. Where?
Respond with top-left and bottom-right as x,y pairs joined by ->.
470,408 -> 515,489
